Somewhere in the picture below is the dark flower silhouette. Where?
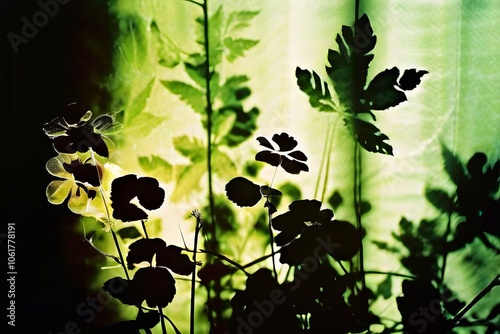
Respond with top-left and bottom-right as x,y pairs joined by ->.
272,199 -> 333,246
225,176 -> 282,209
255,132 -> 308,174
103,268 -> 176,308
111,174 -> 165,222
43,103 -> 121,158
103,238 -> 194,308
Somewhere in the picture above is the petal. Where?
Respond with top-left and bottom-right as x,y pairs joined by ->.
42,117 -> 68,138
317,209 -> 334,223
256,136 -> 275,150
137,177 -> 165,210
275,225 -> 304,246
288,150 -> 308,162
156,245 -> 195,276
280,156 -> 309,174
46,180 -> 72,204
225,177 -> 262,207
272,132 -> 298,151
288,199 -> 322,220
68,185 -> 90,214
255,150 -> 281,167
46,155 -> 72,179
320,220 -> 359,261
126,238 -> 167,270
134,267 -> 176,308
112,203 -> 148,223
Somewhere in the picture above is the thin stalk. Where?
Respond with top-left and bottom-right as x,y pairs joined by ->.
89,148 -> 130,280
158,306 -> 168,334
111,229 -> 130,280
266,199 -> 278,280
314,119 -> 332,198
190,211 -> 203,334
353,140 -> 366,289
439,212 -> 452,284
320,121 -> 335,203
201,0 -> 216,244
141,220 -> 149,239
451,274 -> 500,325
364,270 -> 417,280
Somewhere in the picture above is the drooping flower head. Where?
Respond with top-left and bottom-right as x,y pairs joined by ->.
43,103 -> 122,158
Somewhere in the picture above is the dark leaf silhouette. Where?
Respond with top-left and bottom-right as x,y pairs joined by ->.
363,67 -> 407,110
126,238 -> 167,270
126,238 -> 195,275
229,269 -> 300,333
156,245 -> 196,275
256,133 -> 309,174
225,176 -> 281,208
397,279 -> 450,333
225,176 -> 262,207
272,199 -> 333,246
198,261 -> 236,286
345,117 -> 393,155
103,267 -> 176,308
398,69 -> 429,91
296,67 -> 335,112
111,174 -> 165,222
297,14 -> 426,155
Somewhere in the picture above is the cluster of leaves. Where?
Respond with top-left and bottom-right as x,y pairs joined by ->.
222,132 -> 385,333
43,105 -> 195,333
374,146 -> 500,333
136,5 -> 261,202
296,14 -> 427,155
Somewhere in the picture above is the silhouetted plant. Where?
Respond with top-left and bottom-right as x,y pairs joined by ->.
41,2 -> 500,334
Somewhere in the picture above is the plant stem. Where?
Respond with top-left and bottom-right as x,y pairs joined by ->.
451,274 -> 500,325
266,199 -> 278,280
353,140 -> 366,290
110,229 -> 130,280
141,219 -> 149,239
159,306 -> 168,334
190,211 -> 203,334
201,0 -> 216,245
439,212 -> 452,284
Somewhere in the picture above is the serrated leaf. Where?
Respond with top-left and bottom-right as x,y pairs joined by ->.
171,161 -> 206,201
218,106 -> 259,147
208,6 -> 224,66
296,67 -> 335,112
398,69 -> 428,91
117,226 -> 143,240
184,60 -> 206,88
125,77 -> 156,125
441,143 -> 466,186
226,10 -> 259,31
151,21 -> 180,68
425,188 -> 455,213
364,67 -> 407,110
160,80 -> 206,115
217,75 -> 250,105
212,148 -> 237,178
124,113 -> 164,138
138,155 -> 174,183
345,117 -> 393,155
224,37 -> 259,62
173,135 -> 205,162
